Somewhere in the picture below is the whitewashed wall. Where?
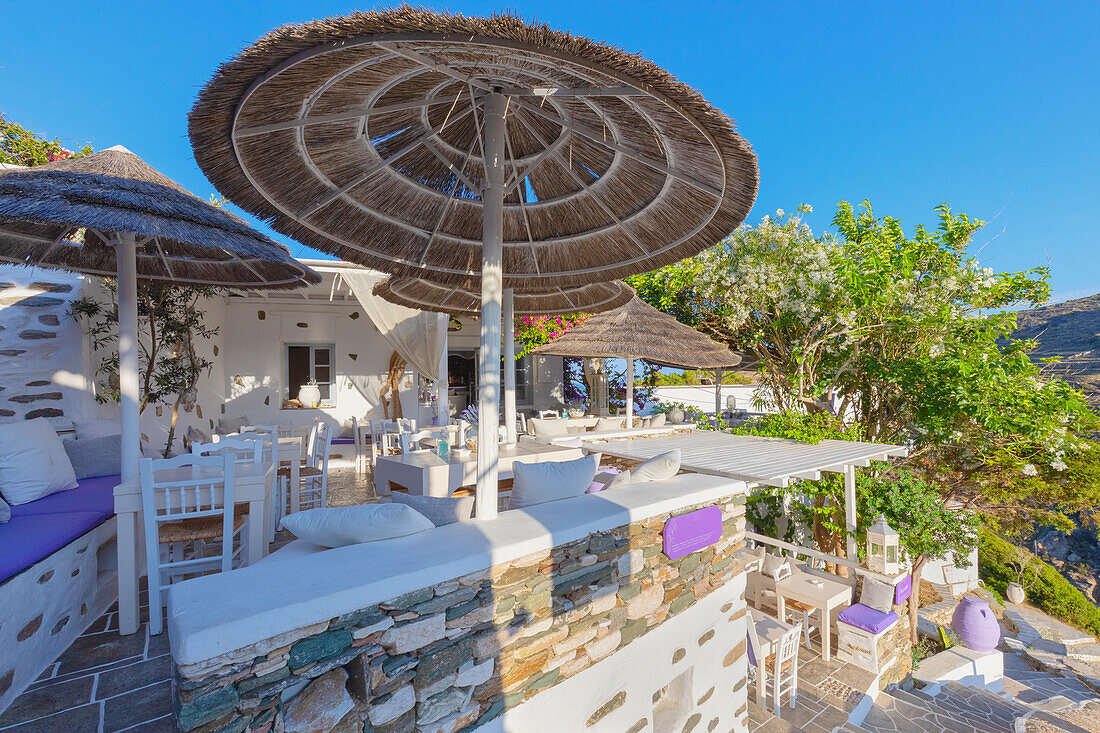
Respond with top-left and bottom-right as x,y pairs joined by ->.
648,384 -> 772,415
0,266 -> 90,429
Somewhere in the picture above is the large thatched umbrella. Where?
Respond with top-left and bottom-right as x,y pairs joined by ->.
189,7 -> 758,518
374,276 -> 633,441
0,146 -> 320,488
533,296 -> 742,424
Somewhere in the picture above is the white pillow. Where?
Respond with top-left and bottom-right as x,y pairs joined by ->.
509,453 -> 600,509
595,417 -> 624,432
280,504 -> 434,548
74,418 -> 122,440
631,449 -> 681,482
860,576 -> 896,614
0,418 -> 78,505
216,415 -> 249,435
649,413 -> 667,428
761,552 -> 786,577
528,417 -> 570,438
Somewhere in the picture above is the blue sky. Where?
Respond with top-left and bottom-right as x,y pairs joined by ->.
2,1 -> 1097,301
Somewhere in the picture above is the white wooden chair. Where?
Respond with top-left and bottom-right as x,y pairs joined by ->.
369,419 -> 402,465
279,421 -> 331,512
769,624 -> 802,716
195,436 -> 263,465
351,417 -> 369,470
397,418 -> 417,432
399,428 -> 449,454
140,453 -> 242,635
242,424 -> 292,439
537,409 -> 560,419
234,431 -> 281,542
747,613 -> 764,690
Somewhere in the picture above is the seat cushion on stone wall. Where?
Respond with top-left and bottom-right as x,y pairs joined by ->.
63,435 -> 122,480
330,437 -> 356,445
11,474 -> 119,523
837,603 -> 898,635
0,511 -> 107,584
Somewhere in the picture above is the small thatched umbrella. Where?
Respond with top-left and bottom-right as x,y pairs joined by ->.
533,296 -> 742,424
374,276 -> 632,441
189,7 -> 758,517
0,145 -> 320,487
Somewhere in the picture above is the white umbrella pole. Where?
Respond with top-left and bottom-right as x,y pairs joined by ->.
115,233 -> 141,482
503,288 -> 517,445
625,356 -> 634,426
476,89 -> 507,520
715,369 -> 723,426
437,325 -> 449,427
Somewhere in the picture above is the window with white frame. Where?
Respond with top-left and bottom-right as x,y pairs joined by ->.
285,343 -> 335,403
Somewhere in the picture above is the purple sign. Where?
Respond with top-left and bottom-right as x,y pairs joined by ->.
663,506 -> 722,560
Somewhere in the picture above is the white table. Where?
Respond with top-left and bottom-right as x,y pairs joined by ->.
749,608 -> 795,707
114,461 -> 274,636
373,443 -> 584,497
775,569 -> 852,661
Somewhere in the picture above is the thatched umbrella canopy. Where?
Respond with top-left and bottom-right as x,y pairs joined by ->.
373,276 -> 632,316
0,146 -> 319,288
188,7 -> 757,287
0,146 -> 319,515
189,7 -> 758,518
533,296 -> 741,422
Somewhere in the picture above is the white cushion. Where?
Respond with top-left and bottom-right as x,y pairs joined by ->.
74,418 -> 121,440
860,576 -> 896,613
649,413 -> 667,428
0,418 -> 78,505
280,504 -> 434,548
528,417 -> 570,438
391,493 -> 475,526
762,552 -> 786,577
509,453 -> 600,509
595,417 -> 624,432
255,539 -> 328,566
631,449 -> 681,482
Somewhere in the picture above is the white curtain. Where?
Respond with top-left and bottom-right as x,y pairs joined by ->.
340,270 -> 448,381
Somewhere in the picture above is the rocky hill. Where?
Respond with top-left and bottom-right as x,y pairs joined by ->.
1013,292 -> 1100,403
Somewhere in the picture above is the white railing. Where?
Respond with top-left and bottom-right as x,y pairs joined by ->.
745,531 -> 902,587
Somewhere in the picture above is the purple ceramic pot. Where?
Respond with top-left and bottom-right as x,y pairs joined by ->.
951,596 -> 1001,652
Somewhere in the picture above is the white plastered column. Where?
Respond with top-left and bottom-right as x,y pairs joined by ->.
476,90 -> 508,520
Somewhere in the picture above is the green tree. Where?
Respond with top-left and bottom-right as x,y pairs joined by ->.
634,202 -> 1099,529
71,282 -> 219,457
858,472 -> 979,644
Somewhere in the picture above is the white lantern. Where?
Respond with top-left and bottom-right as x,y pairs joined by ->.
867,514 -> 901,575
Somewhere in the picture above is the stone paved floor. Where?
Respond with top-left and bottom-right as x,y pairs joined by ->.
746,640 -> 875,733
0,459 -> 374,733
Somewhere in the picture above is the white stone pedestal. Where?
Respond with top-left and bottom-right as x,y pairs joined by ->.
913,646 -> 1004,693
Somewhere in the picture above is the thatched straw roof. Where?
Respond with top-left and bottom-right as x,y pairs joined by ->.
373,276 -> 632,316
189,6 -> 758,288
0,146 -> 319,288
532,296 -> 742,370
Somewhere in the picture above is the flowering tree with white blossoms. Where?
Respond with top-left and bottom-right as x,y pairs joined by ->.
632,202 -> 1099,532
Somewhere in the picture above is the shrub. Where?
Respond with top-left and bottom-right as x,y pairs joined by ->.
978,527 -> 1100,640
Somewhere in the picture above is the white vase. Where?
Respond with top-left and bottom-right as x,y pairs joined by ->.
1006,582 -> 1026,605
667,407 -> 685,425
297,384 -> 321,408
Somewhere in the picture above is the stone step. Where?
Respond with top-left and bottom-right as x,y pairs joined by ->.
901,687 -> 1017,733
1067,642 -> 1100,663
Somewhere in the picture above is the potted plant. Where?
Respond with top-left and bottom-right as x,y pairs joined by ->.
297,377 -> 321,409
1006,545 -> 1039,605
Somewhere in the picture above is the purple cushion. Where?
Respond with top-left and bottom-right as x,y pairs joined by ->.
894,575 -> 913,605
838,603 -> 898,635
10,474 -> 118,521
0,511 -> 107,584
331,438 -> 355,445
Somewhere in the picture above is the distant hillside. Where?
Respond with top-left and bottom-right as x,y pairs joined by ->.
1013,293 -> 1100,401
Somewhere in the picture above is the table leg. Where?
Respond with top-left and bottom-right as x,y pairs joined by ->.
777,593 -> 786,627
821,605 -> 831,661
116,509 -> 139,636
290,462 -> 300,515
247,499 -> 266,564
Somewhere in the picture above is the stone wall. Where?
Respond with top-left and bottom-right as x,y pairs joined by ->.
0,267 -> 88,427
173,495 -> 747,733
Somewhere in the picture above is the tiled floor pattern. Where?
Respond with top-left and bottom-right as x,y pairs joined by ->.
746,645 -> 873,733
0,461 -> 375,733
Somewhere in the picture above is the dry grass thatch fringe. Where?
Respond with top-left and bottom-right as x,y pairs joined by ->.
532,295 -> 743,370
373,276 -> 633,316
0,147 -> 319,289
189,5 -> 758,287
